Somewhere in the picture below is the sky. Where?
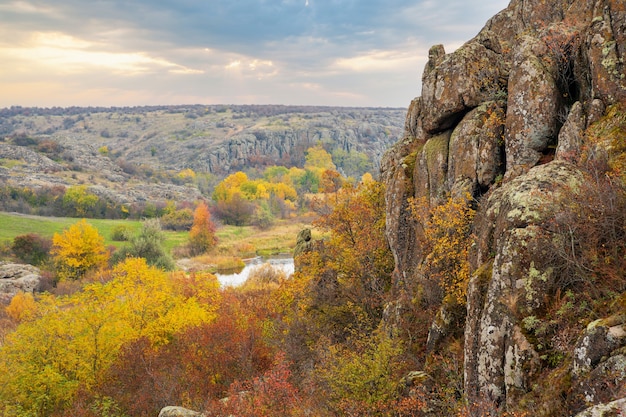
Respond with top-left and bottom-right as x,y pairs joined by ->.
0,0 -> 510,108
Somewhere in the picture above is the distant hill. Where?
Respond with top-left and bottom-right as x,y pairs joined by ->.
0,105 -> 405,206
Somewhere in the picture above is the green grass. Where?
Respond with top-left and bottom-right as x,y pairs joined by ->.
214,219 -> 316,256
0,213 -> 144,248
0,212 -> 314,256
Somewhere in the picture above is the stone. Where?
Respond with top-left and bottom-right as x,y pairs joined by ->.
0,263 -> 41,303
158,406 -> 203,417
574,397 -> 626,417
382,0 -> 626,410
584,0 -> 626,106
421,40 -> 507,134
414,130 -> 451,206
556,101 -> 586,162
573,316 -> 626,376
574,354 -> 626,406
448,102 -> 505,196
504,36 -> 561,180
465,162 -> 584,406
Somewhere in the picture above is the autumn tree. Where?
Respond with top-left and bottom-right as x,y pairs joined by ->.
290,180 -> 394,347
189,202 -> 217,255
409,193 -> 476,306
304,143 -> 336,172
208,353 -> 305,417
52,219 -> 109,281
212,170 -> 298,225
63,185 -> 100,217
100,288 -> 273,416
5,291 -> 37,323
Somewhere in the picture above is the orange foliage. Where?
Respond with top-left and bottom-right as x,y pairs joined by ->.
189,201 -> 217,255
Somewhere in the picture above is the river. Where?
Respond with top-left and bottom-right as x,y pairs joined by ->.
215,255 -> 295,287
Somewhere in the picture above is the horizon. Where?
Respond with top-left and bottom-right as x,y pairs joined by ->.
1,0 -> 509,109
0,103 -> 407,111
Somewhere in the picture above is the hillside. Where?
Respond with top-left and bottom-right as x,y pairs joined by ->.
0,105 -> 404,206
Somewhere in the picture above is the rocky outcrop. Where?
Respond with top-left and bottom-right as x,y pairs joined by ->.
465,161 -> 584,404
381,0 -> 626,413
575,398 -> 626,417
0,263 -> 41,303
0,143 -> 63,172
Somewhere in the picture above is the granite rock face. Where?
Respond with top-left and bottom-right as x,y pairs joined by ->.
382,0 -> 626,412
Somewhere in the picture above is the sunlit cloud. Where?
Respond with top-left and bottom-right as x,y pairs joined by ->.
1,32 -> 203,76
224,56 -> 278,79
333,49 -> 422,73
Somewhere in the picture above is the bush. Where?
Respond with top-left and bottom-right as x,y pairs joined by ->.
189,202 -> 217,256
112,219 -> 174,271
110,225 -> 133,241
214,194 -> 255,226
11,234 -> 52,266
253,203 -> 275,230
160,208 -> 194,231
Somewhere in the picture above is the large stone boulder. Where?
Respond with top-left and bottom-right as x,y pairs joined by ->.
381,0 -> 626,411
447,101 -> 506,196
504,35 -> 561,179
421,38 -> 508,134
573,315 -> 626,376
0,263 -> 42,303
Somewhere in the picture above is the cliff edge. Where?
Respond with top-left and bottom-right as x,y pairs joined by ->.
382,0 -> 626,414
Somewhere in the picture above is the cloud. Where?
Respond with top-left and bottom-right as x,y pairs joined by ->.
0,0 -> 510,107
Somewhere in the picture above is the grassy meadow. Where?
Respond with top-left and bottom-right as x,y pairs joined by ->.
0,212 -> 314,259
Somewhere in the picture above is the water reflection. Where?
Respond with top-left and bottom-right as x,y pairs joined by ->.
215,256 -> 295,287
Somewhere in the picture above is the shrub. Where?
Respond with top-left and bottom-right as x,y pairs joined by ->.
110,225 -> 133,242
409,193 -> 476,306
160,208 -> 194,231
112,219 -> 174,271
51,220 -> 109,281
11,234 -> 52,265
214,194 -> 255,226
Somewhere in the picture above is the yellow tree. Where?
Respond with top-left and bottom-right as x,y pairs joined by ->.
51,219 -> 109,281
189,201 -> 217,255
212,171 -> 249,203
409,193 -> 476,305
305,144 -> 336,172
63,185 -> 99,217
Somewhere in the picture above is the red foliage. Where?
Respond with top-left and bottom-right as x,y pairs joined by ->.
94,292 -> 274,416
207,352 -> 307,417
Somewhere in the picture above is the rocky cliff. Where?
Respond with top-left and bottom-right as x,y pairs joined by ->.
382,0 -> 626,414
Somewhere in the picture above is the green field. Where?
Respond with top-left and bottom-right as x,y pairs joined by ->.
0,212 -> 313,256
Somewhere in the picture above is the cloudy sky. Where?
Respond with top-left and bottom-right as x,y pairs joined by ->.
0,0 -> 509,108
